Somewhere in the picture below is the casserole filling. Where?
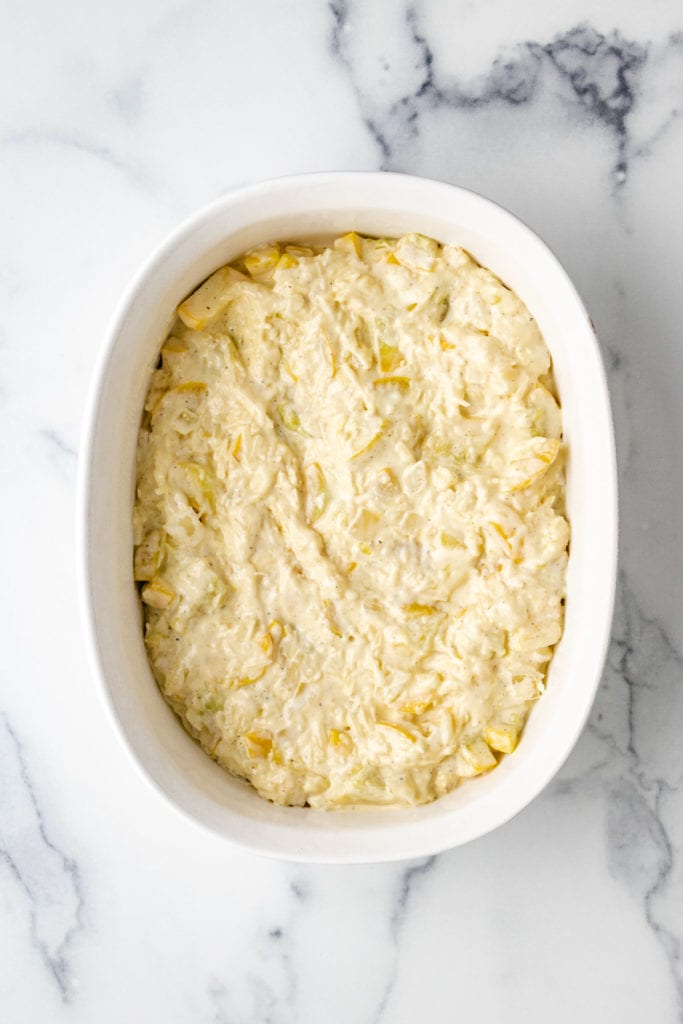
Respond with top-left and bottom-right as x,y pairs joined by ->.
134,233 -> 569,807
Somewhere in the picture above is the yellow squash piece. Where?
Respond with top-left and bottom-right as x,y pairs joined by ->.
395,233 -> 439,271
399,700 -> 433,715
336,232 -> 364,257
160,338 -> 187,368
459,738 -> 497,775
277,253 -> 299,270
161,337 -> 186,355
350,425 -> 386,460
377,721 -> 417,742
379,343 -> 404,372
234,667 -> 267,688
244,245 -> 281,278
177,265 -> 248,330
485,722 -> 520,754
285,244 -> 314,258
259,633 -> 274,656
328,728 -> 353,749
141,578 -> 175,610
402,603 -> 439,616
151,381 -> 207,424
375,467 -> 396,492
242,732 -> 273,758
507,437 -> 560,492
267,620 -> 286,642
440,532 -> 464,549
529,384 -> 562,438
172,461 -> 216,514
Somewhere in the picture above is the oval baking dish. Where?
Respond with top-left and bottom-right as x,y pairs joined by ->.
78,173 -> 617,862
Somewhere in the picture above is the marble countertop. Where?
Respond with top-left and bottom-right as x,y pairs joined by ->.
3,1 -> 683,1020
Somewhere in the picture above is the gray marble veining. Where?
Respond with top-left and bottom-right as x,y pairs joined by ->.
331,2 -> 683,191
0,717 -> 83,1001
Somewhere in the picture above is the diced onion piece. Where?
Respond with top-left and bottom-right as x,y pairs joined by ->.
177,266 -> 248,330
352,508 -> 380,540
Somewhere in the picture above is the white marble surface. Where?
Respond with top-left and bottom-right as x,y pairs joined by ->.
2,0 -> 683,1020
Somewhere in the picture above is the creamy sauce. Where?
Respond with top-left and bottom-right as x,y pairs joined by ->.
133,233 -> 569,808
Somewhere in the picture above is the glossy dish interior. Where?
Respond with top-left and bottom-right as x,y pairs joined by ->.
79,173 -> 617,862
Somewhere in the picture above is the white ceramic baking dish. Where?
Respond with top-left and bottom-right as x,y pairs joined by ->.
78,172 -> 617,862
